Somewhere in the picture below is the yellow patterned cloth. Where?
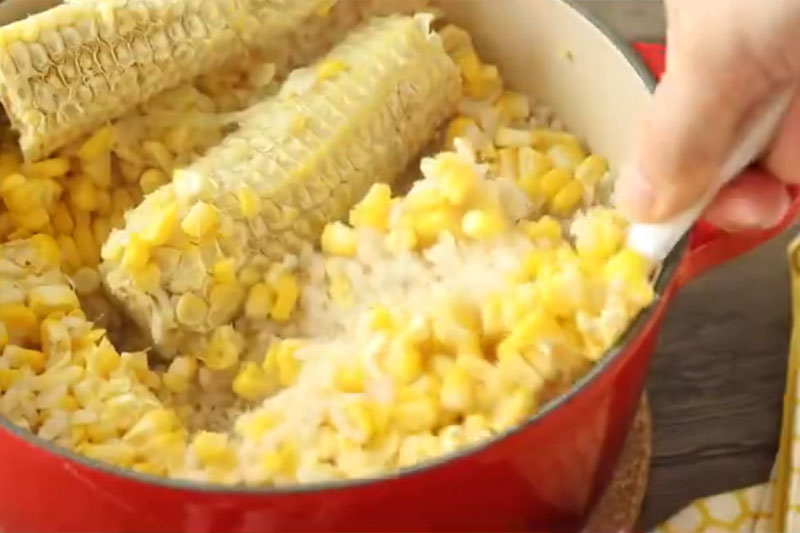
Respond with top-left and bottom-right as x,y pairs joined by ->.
656,234 -> 800,533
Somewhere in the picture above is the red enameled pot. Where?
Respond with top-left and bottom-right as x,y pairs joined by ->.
1,1 -> 799,532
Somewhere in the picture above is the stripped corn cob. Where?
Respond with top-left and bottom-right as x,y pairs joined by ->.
101,15 -> 461,361
0,0 -> 401,160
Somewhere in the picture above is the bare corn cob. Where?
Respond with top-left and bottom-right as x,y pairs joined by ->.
101,14 -> 461,363
0,0 -> 388,161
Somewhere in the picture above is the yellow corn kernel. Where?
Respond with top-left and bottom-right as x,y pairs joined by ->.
244,283 -> 274,321
138,203 -> 177,247
68,176 -> 98,212
494,91 -> 530,122
0,323 -> 7,352
317,59 -> 348,80
83,151 -> 112,189
212,258 -> 237,285
91,217 -> 112,247
5,346 -> 45,373
52,204 -> 75,235
492,388 -> 535,431
321,222 -> 358,257
398,432 -> 440,468
134,263 -> 162,294
518,147 -> 552,186
393,392 -> 439,433
260,441 -> 297,479
121,234 -> 150,273
547,142 -> 586,171
207,282 -> 245,325
181,202 -> 219,240
200,326 -> 244,371
162,356 -> 197,394
270,272 -> 299,322
28,285 -> 80,318
234,411 -> 279,441
142,141 -> 174,171
430,153 -> 477,206
175,292 -> 208,327
349,183 -> 392,230
444,116 -> 478,147
384,339 -> 423,385
457,52 -> 482,82
440,365 -> 474,412
0,304 -> 37,342
461,209 -> 506,240
78,125 -> 115,161
26,157 -> 70,179
30,233 -> 61,269
11,207 -> 49,232
57,235 -> 82,272
495,127 -> 534,148
385,226 -> 418,253
335,361 -> 366,393
86,341 -> 121,378
263,339 -> 304,387
0,150 -> 21,178
73,221 -> 99,268
413,207 -> 460,246
345,399 -> 375,442
238,265 -> 262,287
237,185 -> 260,218
111,189 -> 134,218
232,362 -> 272,401
191,431 -> 237,469
575,216 -> 624,261
539,167 -> 571,200
139,168 -> 169,194
575,154 -> 609,187
95,189 -> 112,216
58,394 -> 80,411
519,216 -> 562,243
365,305 -> 394,331
550,180 -> 584,215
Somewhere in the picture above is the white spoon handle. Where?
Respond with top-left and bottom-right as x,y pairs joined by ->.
626,87 -> 795,263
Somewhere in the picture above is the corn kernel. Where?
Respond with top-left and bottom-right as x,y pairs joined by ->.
317,59 -> 348,80
208,282 -> 245,324
95,189 -> 112,215
349,183 -> 392,230
232,362 -> 272,401
550,180 -> 584,215
68,176 -> 98,212
519,216 -> 562,243
234,411 -> 278,441
139,168 -> 169,194
142,141 -> 174,171
26,157 -> 70,179
73,221 -> 99,268
575,154 -> 609,187
5,346 -> 45,373
393,393 -> 439,433
461,209 -> 506,240
539,167 -> 572,200
547,142 -> 586,171
181,202 -> 219,240
86,341 -> 120,378
413,207 -> 460,245
175,292 -> 208,327
134,263 -> 162,294
270,272 -> 299,322
321,222 -> 358,257
495,91 -> 530,121
457,52 -> 482,83
245,283 -> 274,321
30,233 -> 60,269
78,125 -> 115,160
200,326 -> 243,371
121,234 -> 150,273
0,323 -> 7,352
440,366 -> 474,412
83,152 -> 112,189
430,154 -> 477,206
495,127 -> 533,148
0,303 -> 37,342
28,285 -> 80,317
345,399 -> 375,442
212,258 -> 237,285
445,116 -> 478,147
335,362 -> 366,393
57,235 -> 81,272
237,185 -> 260,218
263,339 -> 304,386
191,431 -> 237,469
492,388 -> 535,431
11,207 -> 49,231
385,227 -> 418,253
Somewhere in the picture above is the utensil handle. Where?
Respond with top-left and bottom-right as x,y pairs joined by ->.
626,87 -> 795,263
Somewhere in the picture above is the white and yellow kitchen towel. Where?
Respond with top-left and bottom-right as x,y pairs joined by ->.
655,234 -> 800,533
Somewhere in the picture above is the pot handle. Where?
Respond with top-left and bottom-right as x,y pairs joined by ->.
632,43 -> 800,287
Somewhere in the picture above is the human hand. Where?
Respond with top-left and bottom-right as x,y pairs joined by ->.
614,0 -> 800,232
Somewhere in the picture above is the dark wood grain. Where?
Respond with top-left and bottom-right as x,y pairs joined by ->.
637,227 -> 795,529
571,2 -> 793,529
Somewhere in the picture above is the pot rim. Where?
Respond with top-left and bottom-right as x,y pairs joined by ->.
0,0 -> 683,496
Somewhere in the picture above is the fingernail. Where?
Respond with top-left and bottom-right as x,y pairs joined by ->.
614,166 -> 656,218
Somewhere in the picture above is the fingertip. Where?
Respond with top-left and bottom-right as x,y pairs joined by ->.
612,164 -> 656,221
703,170 -> 790,232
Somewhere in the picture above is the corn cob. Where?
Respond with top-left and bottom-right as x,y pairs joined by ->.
101,15 -> 461,362
0,0 -> 395,161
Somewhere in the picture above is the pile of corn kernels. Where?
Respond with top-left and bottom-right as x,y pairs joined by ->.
0,22 -> 655,485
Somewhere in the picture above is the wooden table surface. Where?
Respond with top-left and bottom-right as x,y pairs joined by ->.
575,1 -> 794,529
